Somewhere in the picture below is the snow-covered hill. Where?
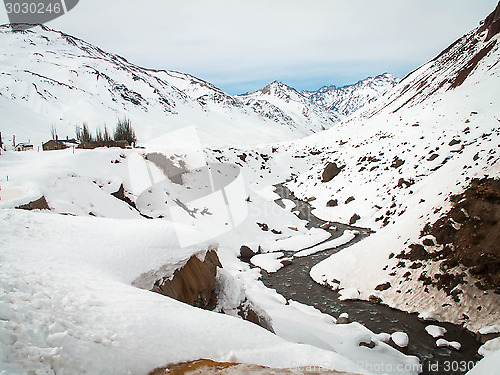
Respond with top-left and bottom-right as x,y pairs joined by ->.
0,25 -> 334,148
302,73 -> 399,117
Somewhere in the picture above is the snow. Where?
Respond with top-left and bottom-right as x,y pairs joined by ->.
261,227 -> 330,253
338,288 -> 360,301
418,311 -> 440,322
479,324 -> 500,335
478,337 -> 500,357
251,252 -> 285,273
466,350 -> 500,375
436,339 -> 461,351
391,332 -> 409,348
424,325 -> 447,338
467,338 -> 500,375
0,148 -> 421,375
296,230 -> 357,257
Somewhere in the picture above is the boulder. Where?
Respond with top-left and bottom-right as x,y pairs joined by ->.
239,245 -> 256,260
326,199 -> 338,207
321,162 -> 342,182
349,213 -> 361,225
152,250 -> 221,310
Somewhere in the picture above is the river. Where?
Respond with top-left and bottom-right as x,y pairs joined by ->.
260,184 -> 482,375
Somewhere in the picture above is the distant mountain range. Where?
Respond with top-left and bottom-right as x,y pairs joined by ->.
301,73 -> 399,116
0,24 -> 397,147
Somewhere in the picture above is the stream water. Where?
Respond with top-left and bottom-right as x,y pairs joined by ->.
260,184 -> 482,375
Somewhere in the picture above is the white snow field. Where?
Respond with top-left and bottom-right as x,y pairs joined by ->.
0,148 -> 420,375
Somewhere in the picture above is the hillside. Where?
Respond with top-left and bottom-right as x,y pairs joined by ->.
0,25 -> 327,148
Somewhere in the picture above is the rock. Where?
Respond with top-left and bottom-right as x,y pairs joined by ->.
375,282 -> 391,291
320,222 -> 330,230
152,250 -> 221,310
280,259 -> 293,267
389,332 -> 409,353
257,222 -> 269,231
16,196 -> 50,210
336,313 -> 350,324
369,295 -> 382,304
237,299 -> 275,333
422,237 -> 435,246
349,213 -> 360,225
111,183 -> 137,209
397,178 -> 412,188
391,156 -> 405,169
326,199 -> 338,207
321,162 -> 342,182
345,196 -> 355,204
359,340 -> 376,349
239,245 -> 256,260
448,138 -> 461,146
427,153 -> 439,161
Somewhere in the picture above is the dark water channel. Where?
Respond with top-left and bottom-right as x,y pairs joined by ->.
260,184 -> 482,375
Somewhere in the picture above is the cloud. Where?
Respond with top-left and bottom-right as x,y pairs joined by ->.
5,0 -> 496,93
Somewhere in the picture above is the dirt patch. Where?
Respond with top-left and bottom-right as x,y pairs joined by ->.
149,359 -> 350,375
400,178 -> 500,295
450,40 -> 496,89
16,196 -> 50,210
481,0 -> 500,41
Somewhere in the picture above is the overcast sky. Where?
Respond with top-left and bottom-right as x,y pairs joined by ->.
1,0 -> 497,94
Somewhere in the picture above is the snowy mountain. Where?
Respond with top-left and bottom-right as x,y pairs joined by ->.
0,25 -> 335,148
238,81 -> 342,132
302,73 -> 399,117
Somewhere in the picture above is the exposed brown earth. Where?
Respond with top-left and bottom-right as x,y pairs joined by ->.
149,359 -> 352,375
398,178 -> 500,298
16,196 -> 50,210
481,0 -> 500,41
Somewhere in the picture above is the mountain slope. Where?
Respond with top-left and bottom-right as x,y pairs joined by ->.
302,73 -> 399,117
280,2 -> 500,331
0,25 -> 329,148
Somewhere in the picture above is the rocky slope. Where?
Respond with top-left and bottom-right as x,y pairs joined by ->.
285,1 -> 500,331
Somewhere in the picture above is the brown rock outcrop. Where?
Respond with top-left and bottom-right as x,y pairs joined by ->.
152,250 -> 221,310
16,196 -> 50,210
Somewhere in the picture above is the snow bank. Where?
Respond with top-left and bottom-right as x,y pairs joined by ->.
295,230 -> 357,258
251,252 -> 285,273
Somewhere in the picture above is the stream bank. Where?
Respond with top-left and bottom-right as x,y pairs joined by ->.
260,184 -> 482,375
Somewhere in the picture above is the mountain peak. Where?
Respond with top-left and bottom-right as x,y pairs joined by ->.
259,80 -> 293,95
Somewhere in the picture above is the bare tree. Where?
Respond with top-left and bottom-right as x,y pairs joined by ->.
50,125 -> 58,140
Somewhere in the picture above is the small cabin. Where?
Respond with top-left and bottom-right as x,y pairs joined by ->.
43,139 -> 79,151
14,143 -> 33,152
77,140 -> 129,149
